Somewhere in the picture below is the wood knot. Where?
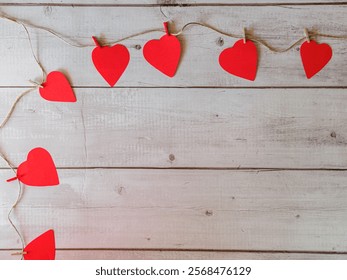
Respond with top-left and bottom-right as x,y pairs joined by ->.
205,210 -> 213,216
216,37 -> 224,46
117,186 -> 126,195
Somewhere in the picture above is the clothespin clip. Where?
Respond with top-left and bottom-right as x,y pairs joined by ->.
243,27 -> 247,44
163,21 -> 170,36
304,28 -> 310,43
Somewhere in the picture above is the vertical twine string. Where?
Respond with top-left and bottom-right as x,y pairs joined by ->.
0,11 -> 47,129
0,151 -> 25,259
0,88 -> 37,129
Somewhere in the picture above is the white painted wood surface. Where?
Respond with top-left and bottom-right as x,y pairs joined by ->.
1,88 -> 347,169
1,250 -> 347,260
0,1 -> 346,260
1,170 -> 347,251
0,1 -> 345,4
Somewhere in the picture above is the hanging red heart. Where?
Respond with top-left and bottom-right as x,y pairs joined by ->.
92,36 -> 130,87
143,22 -> 181,77
24,230 -> 55,260
39,71 -> 76,102
7,147 -> 59,187
219,39 -> 258,81
300,40 -> 332,79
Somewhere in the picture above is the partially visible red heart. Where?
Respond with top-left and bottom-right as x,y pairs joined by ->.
92,37 -> 130,87
143,34 -> 181,77
39,71 -> 76,102
219,39 -> 258,81
300,40 -> 332,79
7,147 -> 59,187
24,230 -> 55,260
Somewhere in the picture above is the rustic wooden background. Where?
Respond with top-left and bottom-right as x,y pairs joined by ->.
0,0 -> 346,260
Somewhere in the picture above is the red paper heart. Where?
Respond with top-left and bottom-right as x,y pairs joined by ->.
24,230 -> 55,260
143,34 -> 181,77
39,71 -> 76,102
7,147 -> 59,187
300,40 -> 332,79
219,39 -> 258,81
92,37 -> 130,87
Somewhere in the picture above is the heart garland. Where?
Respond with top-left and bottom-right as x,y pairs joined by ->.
5,148 -> 58,259
91,36 -> 130,87
39,71 -> 76,102
7,147 -> 59,187
87,25 -> 335,82
143,22 -> 181,77
23,230 -> 56,260
218,38 -> 332,81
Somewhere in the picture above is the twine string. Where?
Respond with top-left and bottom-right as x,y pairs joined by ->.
0,151 -> 25,259
21,23 -> 46,83
314,32 -> 347,39
0,88 -> 37,129
1,11 -> 346,52
171,21 -> 308,53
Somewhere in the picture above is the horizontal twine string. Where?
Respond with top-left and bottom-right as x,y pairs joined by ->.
1,11 -> 347,53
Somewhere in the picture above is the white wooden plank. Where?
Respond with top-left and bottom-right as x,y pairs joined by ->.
0,1 -> 344,5
1,169 -> 347,251
0,5 -> 346,87
1,88 -> 347,168
1,250 -> 346,260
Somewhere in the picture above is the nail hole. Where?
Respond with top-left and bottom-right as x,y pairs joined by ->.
331,131 -> 336,138
169,154 -> 175,161
205,210 -> 213,216
117,186 -> 126,195
135,44 -> 142,50
217,37 -> 224,46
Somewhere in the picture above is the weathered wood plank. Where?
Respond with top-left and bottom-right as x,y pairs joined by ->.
1,250 -> 346,260
0,5 -> 345,87
0,1 -> 345,5
1,88 -> 347,168
1,169 -> 347,251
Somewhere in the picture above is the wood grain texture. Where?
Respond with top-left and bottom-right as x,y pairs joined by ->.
1,169 -> 347,252
0,5 -> 345,87
1,88 -> 347,168
1,250 -> 346,260
0,1 -> 346,260
0,1 -> 345,5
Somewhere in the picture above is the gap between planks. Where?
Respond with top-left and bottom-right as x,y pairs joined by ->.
2,167 -> 347,171
1,3 -> 347,7
1,86 -> 347,89
2,248 -> 347,255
